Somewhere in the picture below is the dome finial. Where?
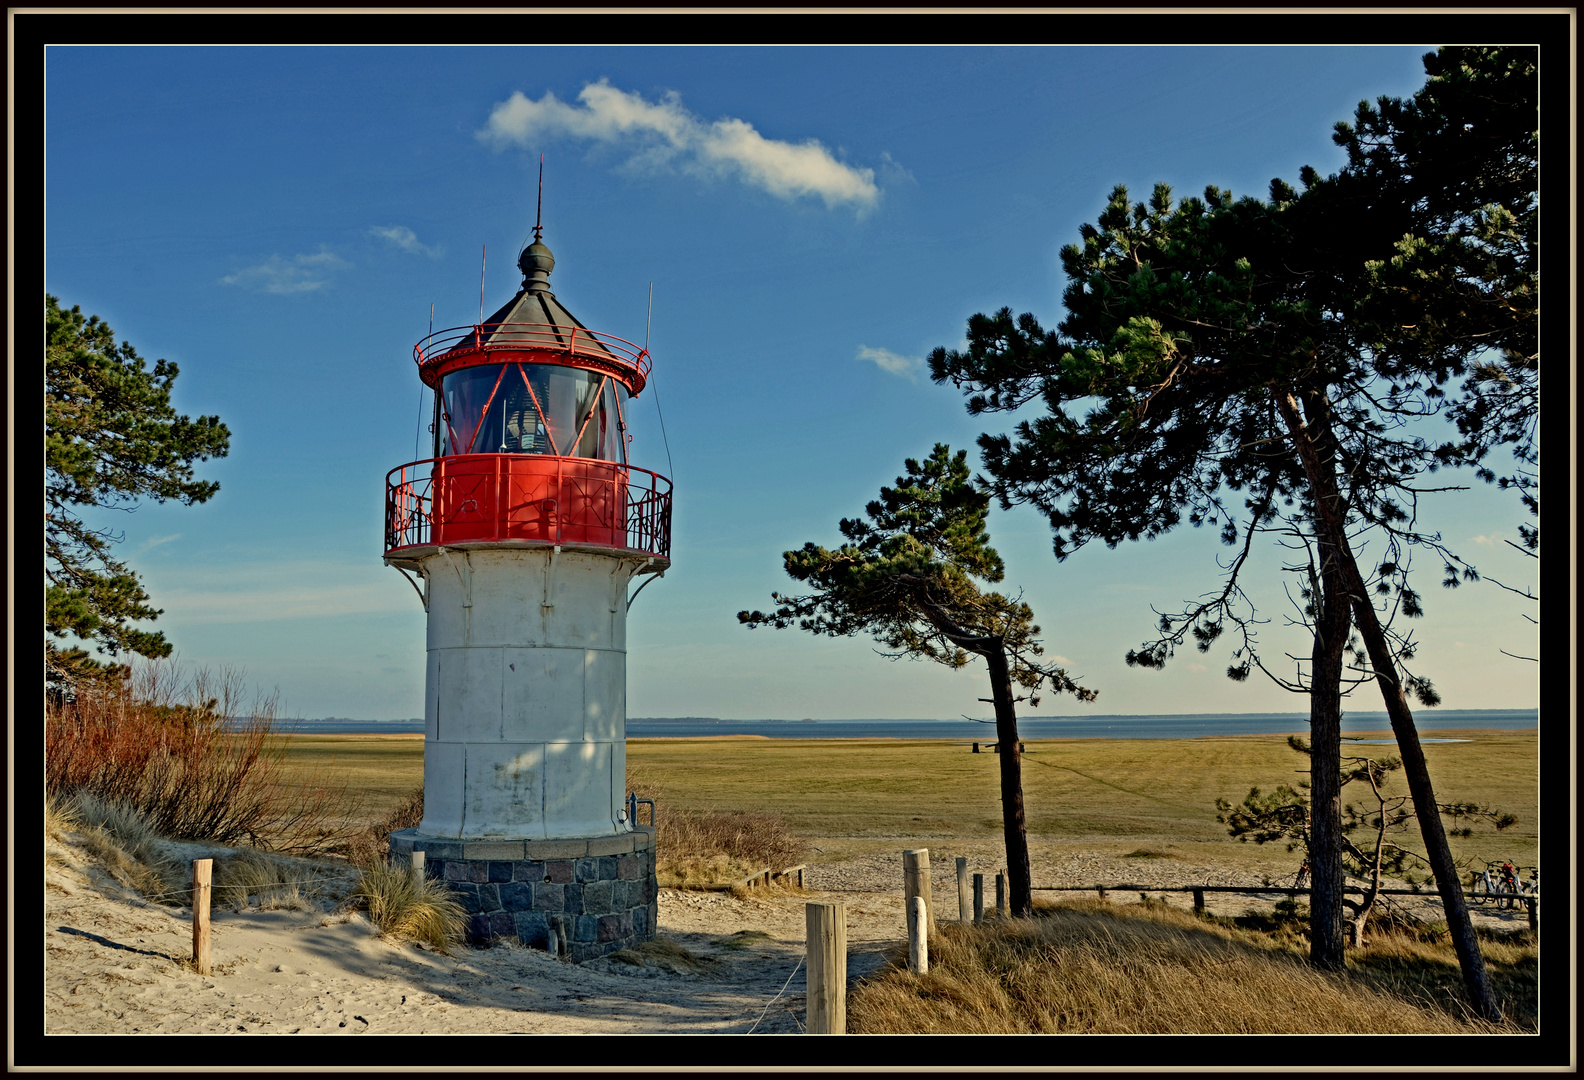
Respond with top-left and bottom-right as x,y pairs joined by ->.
519,155 -> 554,292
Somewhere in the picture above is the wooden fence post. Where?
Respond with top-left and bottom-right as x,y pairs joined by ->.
1528,896 -> 1538,935
903,849 -> 932,944
995,871 -> 1006,917
973,873 -> 985,924
908,896 -> 929,975
1193,888 -> 1205,915
192,858 -> 212,976
956,857 -> 970,923
805,902 -> 846,1034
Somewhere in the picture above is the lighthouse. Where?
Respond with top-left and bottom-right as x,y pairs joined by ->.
383,216 -> 670,958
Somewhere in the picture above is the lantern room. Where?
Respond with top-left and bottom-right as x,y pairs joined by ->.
384,234 -> 671,561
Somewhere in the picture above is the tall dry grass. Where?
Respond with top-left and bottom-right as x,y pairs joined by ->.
56,791 -> 192,904
350,862 -> 466,952
848,898 -> 1530,1034
45,659 -> 358,852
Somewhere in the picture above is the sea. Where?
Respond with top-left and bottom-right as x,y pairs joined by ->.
281,709 -> 1536,740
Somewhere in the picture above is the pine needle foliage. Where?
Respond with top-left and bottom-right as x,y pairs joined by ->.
45,295 -> 231,689
739,444 -> 1094,917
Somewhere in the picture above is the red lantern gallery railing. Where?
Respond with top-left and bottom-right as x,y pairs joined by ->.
384,455 -> 672,559
415,322 -> 651,393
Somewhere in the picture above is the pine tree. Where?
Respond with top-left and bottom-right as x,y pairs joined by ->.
46,295 -> 231,690
927,49 -> 1536,1020
739,445 -> 1094,916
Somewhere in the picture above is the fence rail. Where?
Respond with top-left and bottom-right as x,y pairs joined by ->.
385,454 -> 671,559
1032,884 -> 1540,899
1033,882 -> 1539,931
415,321 -> 651,391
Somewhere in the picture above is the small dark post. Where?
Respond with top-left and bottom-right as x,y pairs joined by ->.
1528,896 -> 1538,934
972,742 -> 980,754
995,871 -> 1006,916
973,873 -> 984,924
1193,888 -> 1205,914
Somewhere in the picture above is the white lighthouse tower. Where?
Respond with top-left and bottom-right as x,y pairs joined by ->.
383,215 -> 670,957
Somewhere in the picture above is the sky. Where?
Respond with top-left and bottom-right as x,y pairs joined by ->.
43,45 -> 1542,722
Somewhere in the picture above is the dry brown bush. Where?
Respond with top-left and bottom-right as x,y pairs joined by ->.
626,760 -> 804,887
658,810 -> 804,886
343,787 -> 427,869
45,659 -> 359,853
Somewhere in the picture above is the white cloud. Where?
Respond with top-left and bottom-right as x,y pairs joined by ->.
369,225 -> 442,258
1470,532 -> 1505,548
478,80 -> 880,212
138,533 -> 182,553
857,345 -> 924,381
221,247 -> 348,294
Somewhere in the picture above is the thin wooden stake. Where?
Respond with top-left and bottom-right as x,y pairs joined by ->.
973,873 -> 985,924
805,901 -> 846,1034
956,856 -> 970,923
192,858 -> 212,976
995,871 -> 1006,917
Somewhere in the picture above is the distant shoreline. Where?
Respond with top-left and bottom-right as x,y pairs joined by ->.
279,708 -> 1536,739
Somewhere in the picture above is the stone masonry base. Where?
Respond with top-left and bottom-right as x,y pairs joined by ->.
388,826 -> 658,962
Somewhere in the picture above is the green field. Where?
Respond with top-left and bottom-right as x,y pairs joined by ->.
276,728 -> 1538,874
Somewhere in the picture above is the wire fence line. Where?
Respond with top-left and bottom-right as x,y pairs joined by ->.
745,956 -> 805,1034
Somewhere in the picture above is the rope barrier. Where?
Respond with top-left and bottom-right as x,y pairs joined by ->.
744,957 -> 803,1034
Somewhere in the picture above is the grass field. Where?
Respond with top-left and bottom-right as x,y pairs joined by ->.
272,728 -> 1538,875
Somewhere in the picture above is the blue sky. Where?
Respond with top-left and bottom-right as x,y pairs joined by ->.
44,45 -> 1540,721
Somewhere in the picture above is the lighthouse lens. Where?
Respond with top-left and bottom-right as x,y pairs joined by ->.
438,362 -> 627,464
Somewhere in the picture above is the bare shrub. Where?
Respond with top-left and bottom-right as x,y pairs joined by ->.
344,787 -> 426,869
656,810 -> 804,888
624,761 -> 804,888
45,658 -> 360,852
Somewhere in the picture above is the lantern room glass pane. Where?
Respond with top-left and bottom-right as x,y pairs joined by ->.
437,363 -> 626,463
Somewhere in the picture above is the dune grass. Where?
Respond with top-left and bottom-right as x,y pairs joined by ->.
349,861 -> 467,952
55,791 -> 193,904
848,897 -> 1534,1034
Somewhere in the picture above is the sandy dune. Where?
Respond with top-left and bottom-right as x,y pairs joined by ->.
42,829 -> 1533,1037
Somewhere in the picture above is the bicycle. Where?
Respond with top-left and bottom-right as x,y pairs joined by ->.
1469,866 -> 1496,905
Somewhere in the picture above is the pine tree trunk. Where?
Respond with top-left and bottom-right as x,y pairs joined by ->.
1274,388 -> 1500,1021
984,646 -> 1033,917
1273,388 -> 1349,971
1346,588 -> 1501,1022
1307,549 -> 1351,971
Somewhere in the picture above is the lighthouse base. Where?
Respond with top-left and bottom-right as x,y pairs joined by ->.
389,826 -> 658,960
